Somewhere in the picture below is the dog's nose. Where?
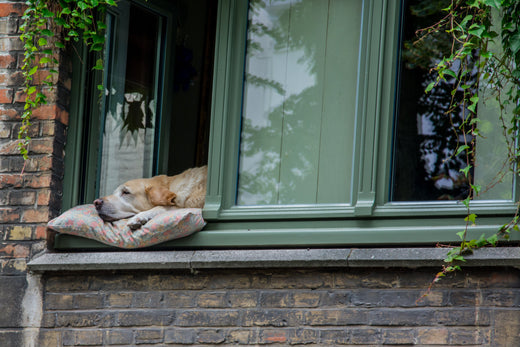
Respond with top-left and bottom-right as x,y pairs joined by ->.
93,199 -> 103,211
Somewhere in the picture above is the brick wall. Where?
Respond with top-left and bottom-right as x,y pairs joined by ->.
1,1 -> 520,347
36,267 -> 520,346
0,0 -> 68,345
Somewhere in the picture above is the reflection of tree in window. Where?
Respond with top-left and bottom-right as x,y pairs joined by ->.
392,0 -> 477,201
238,0 -> 360,205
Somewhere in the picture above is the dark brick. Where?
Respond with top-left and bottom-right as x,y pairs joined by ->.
56,312 -> 114,328
116,310 -> 174,327
306,309 -> 367,326
288,328 -> 319,344
176,310 -> 240,327
134,329 -> 163,344
73,294 -> 104,309
197,329 -> 226,344
105,329 -> 133,345
106,293 -> 133,308
259,291 -> 292,307
228,291 -> 257,308
0,330 -> 22,347
44,294 -> 73,310
196,292 -> 228,308
481,289 -> 518,307
319,329 -> 350,345
350,328 -> 382,345
369,309 -> 436,326
37,329 -> 60,347
131,292 -> 163,308
73,330 -> 103,346
435,308 -> 491,326
162,291 -> 195,308
382,328 -> 415,345
243,309 -> 304,327
0,276 -> 25,327
164,328 -> 196,344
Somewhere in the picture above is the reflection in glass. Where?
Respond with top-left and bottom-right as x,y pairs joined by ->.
237,0 -> 362,205
99,5 -> 162,196
392,0 -> 512,201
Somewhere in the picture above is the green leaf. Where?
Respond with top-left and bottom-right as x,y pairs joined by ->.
456,145 -> 470,156
425,81 -> 435,93
464,213 -> 477,224
456,231 -> 466,240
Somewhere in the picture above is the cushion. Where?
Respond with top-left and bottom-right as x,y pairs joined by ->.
47,204 -> 205,249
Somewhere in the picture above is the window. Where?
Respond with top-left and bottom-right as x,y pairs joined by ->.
63,0 -> 216,208
58,0 -> 518,249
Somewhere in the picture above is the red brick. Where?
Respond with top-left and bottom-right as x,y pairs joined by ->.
23,173 -> 52,188
0,138 -> 22,154
21,207 -> 49,223
34,225 -> 47,240
0,88 -> 13,103
0,107 -> 20,120
0,3 -> 25,17
0,54 -> 16,69
0,243 -> 30,258
0,174 -> 23,188
32,105 -> 69,125
28,137 -> 53,154
262,330 -> 287,344
0,207 -> 19,222
37,189 -> 50,205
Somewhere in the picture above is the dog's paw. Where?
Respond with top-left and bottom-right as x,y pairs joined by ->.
127,215 -> 150,230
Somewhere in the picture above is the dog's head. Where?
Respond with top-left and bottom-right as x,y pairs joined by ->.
93,176 -> 176,222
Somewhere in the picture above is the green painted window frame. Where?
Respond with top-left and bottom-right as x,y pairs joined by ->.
56,0 -> 520,249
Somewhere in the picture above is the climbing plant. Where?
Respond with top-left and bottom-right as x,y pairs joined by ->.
19,0 -> 116,161
413,0 -> 520,283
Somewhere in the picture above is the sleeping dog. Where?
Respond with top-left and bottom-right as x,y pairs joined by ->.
93,166 -> 207,229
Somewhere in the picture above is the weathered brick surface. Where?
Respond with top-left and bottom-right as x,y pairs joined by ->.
0,1 -> 69,342
34,267 -> 520,346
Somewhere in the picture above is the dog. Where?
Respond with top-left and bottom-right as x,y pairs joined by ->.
93,166 -> 207,229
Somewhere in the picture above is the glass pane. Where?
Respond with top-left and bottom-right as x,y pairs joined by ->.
98,5 -> 161,197
237,0 -> 362,206
392,0 -> 512,201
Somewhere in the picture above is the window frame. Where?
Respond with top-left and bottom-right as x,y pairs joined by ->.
56,0 -> 520,250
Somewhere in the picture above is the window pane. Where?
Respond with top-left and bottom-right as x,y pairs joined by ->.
99,5 -> 161,197
392,0 -> 513,201
237,0 -> 362,206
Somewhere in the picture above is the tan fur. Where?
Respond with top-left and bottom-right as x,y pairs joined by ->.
93,166 -> 207,229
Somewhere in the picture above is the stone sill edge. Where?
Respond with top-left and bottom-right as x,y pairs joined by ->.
27,247 -> 520,272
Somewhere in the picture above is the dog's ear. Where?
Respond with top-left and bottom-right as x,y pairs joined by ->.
145,186 -> 177,206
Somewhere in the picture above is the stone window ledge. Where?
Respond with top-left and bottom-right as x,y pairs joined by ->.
27,247 -> 520,272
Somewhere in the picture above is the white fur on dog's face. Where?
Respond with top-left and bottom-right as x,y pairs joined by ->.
94,177 -> 169,222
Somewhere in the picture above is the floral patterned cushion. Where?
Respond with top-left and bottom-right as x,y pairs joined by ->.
47,204 -> 205,249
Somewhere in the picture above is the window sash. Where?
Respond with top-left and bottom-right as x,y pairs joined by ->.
205,0 -> 519,222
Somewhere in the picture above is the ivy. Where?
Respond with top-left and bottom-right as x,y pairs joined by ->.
19,0 -> 115,161
418,0 -> 520,284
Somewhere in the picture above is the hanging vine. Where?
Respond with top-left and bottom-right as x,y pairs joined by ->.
19,0 -> 115,161
414,0 -> 520,283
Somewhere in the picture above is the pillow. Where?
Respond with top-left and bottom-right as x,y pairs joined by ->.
47,204 -> 205,249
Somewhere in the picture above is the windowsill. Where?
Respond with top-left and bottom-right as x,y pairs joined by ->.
27,247 -> 520,272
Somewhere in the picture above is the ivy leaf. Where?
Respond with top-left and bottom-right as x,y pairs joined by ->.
456,145 -> 470,156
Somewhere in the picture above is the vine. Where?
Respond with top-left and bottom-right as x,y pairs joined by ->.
417,0 -> 520,283
19,0 -> 115,161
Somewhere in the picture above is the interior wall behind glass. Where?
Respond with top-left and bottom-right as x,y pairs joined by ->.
237,0 -> 362,206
